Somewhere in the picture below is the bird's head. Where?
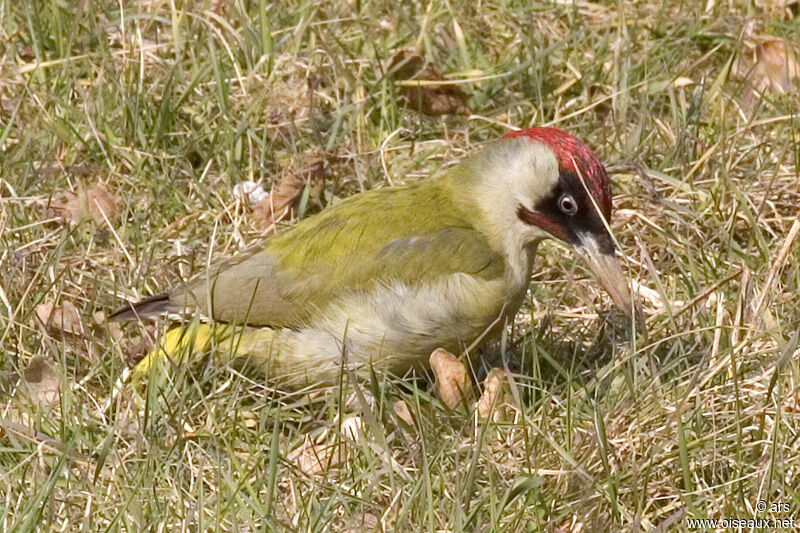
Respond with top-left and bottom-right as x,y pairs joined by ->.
463,127 -> 633,315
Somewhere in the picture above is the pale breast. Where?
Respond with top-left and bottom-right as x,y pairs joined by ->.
210,268 -> 535,387
293,273 -> 515,375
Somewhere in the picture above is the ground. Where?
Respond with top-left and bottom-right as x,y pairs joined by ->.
1,0 -> 799,531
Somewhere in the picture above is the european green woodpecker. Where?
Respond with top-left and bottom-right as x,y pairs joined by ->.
111,128 -> 634,387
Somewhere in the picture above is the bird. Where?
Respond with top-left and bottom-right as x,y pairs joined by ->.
110,127 -> 637,388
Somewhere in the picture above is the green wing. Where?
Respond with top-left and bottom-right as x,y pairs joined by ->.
170,180 -> 506,327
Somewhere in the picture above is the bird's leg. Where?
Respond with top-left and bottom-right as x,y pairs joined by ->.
470,338 -> 522,383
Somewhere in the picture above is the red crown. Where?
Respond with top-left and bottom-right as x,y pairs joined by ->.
502,128 -> 612,220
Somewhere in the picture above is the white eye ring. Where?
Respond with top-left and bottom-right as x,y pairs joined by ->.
559,194 -> 578,215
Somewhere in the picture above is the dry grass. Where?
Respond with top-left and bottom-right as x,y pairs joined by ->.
1,0 -> 799,531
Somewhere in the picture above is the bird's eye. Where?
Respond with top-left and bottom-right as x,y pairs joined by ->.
558,194 -> 578,215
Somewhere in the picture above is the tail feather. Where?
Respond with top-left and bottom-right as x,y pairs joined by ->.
133,322 -> 218,379
132,322 -> 278,381
108,293 -> 171,321
130,322 -> 324,388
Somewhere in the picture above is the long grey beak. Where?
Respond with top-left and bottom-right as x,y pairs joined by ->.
574,235 -> 647,336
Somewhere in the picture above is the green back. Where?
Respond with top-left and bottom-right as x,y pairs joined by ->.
177,171 -> 507,327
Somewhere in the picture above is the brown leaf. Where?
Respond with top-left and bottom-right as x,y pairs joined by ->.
92,311 -> 123,341
429,348 -> 471,409
475,368 -> 517,421
45,190 -> 81,223
34,300 -> 84,337
388,50 -> 470,116
18,46 -> 35,62
23,356 -> 61,408
43,187 -> 119,227
392,399 -> 415,425
288,417 -> 361,475
253,152 -> 325,229
733,37 -> 800,95
86,187 -> 119,226
288,437 -> 335,475
252,173 -> 304,229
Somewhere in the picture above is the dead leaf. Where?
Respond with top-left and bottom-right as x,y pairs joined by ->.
22,356 -> 61,408
392,399 -> 415,425
253,151 -> 324,229
43,187 -> 119,227
429,348 -> 471,409
733,36 -> 800,95
86,187 -> 119,226
388,50 -> 470,116
92,311 -> 123,342
253,174 -> 304,229
34,300 -> 84,337
18,46 -> 35,62
475,368 -> 517,421
288,416 -> 361,475
44,190 -> 81,223
288,437 -> 331,475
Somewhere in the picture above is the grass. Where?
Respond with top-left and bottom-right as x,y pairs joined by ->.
1,0 -> 799,531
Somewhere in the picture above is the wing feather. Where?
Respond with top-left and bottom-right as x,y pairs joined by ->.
154,181 -> 506,327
